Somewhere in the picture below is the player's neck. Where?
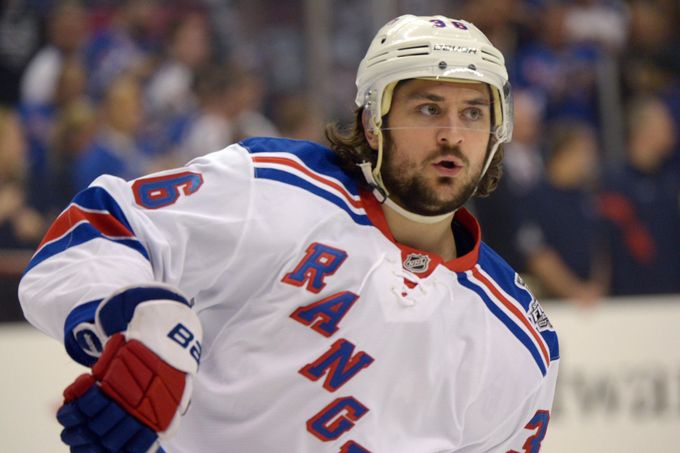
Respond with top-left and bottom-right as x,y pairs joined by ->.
382,205 -> 458,261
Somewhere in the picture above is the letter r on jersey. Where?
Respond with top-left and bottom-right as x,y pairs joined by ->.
283,243 -> 348,293
307,397 -> 369,442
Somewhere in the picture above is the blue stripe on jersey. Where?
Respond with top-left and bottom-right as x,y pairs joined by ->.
24,187 -> 149,274
255,168 -> 371,226
26,225 -> 149,274
539,324 -> 559,361
240,137 -> 360,195
478,244 -> 560,361
478,244 -> 532,310
457,272 -> 548,376
75,186 -> 137,232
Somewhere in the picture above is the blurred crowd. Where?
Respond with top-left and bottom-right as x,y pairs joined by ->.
0,0 -> 678,304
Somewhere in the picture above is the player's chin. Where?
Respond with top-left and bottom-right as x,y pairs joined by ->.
433,185 -> 475,210
432,179 -> 469,197
415,193 -> 466,215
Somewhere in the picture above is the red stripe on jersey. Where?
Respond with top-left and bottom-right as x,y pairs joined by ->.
38,204 -> 135,250
252,156 -> 363,209
471,267 -> 550,367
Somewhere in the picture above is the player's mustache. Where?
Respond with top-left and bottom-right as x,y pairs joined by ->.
426,145 -> 469,166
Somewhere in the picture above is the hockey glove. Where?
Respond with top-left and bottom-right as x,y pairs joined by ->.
57,285 -> 203,452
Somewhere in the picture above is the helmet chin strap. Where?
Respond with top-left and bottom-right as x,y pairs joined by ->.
383,197 -> 456,224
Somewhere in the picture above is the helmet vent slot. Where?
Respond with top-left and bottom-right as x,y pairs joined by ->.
481,49 -> 502,64
397,52 -> 430,57
366,58 -> 388,68
481,56 -> 502,65
396,44 -> 431,58
368,51 -> 389,58
397,44 -> 430,51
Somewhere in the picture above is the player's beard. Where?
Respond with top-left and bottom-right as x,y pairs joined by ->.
380,133 -> 484,216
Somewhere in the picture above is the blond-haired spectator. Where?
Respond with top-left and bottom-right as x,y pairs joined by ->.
73,73 -> 149,190
0,108 -> 45,248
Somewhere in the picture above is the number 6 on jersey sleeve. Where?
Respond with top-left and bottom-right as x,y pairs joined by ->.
133,171 -> 204,209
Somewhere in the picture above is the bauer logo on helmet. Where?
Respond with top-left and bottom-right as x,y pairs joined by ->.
433,44 -> 478,54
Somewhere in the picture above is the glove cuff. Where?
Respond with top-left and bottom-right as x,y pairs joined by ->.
64,299 -> 105,366
96,284 -> 192,336
124,299 -> 202,374
94,284 -> 203,374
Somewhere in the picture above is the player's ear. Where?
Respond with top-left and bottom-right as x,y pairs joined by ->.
362,110 -> 380,151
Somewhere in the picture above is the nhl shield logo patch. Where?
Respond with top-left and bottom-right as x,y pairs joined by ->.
528,299 -> 553,332
403,253 -> 430,273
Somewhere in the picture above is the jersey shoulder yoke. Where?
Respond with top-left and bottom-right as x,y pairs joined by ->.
240,137 -> 370,225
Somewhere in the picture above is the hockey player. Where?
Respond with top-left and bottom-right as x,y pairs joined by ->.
19,15 -> 559,452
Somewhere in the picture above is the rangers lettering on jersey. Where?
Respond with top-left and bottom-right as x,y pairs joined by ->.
285,244 -> 373,450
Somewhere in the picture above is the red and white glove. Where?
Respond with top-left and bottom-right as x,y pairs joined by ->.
57,285 -> 203,452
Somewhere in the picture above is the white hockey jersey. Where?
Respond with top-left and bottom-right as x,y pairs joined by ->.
19,137 -> 559,453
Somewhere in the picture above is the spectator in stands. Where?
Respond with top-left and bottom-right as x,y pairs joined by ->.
562,0 -> 628,54
21,49 -> 91,212
0,107 -> 45,248
512,2 -> 601,127
623,1 -> 680,174
623,0 -> 679,96
53,56 -> 89,110
473,90 -> 546,272
20,0 -> 88,107
47,100 -> 96,215
176,64 -> 278,161
73,73 -> 149,191
176,65 -> 236,162
0,0 -> 42,105
275,93 -> 325,143
84,0 -> 160,101
33,56 -> 91,212
599,96 -> 680,295
456,0 -> 534,59
145,10 -> 212,130
17,1 -> 88,200
143,10 -> 214,160
518,120 -> 606,305
230,68 -> 279,141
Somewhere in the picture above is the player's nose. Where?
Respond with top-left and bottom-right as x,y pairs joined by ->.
436,115 -> 464,147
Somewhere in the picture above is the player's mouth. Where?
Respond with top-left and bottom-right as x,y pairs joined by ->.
432,157 -> 463,176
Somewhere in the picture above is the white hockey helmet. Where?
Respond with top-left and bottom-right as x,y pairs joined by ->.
354,15 -> 513,222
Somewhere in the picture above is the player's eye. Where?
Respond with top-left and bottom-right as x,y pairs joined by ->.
461,107 -> 484,121
417,104 -> 440,116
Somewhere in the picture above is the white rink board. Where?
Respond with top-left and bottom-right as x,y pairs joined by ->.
2,296 -> 680,452
542,296 -> 680,453
0,324 -> 87,453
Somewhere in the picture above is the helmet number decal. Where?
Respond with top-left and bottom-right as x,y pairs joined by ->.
132,171 -> 204,209
429,19 -> 469,30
